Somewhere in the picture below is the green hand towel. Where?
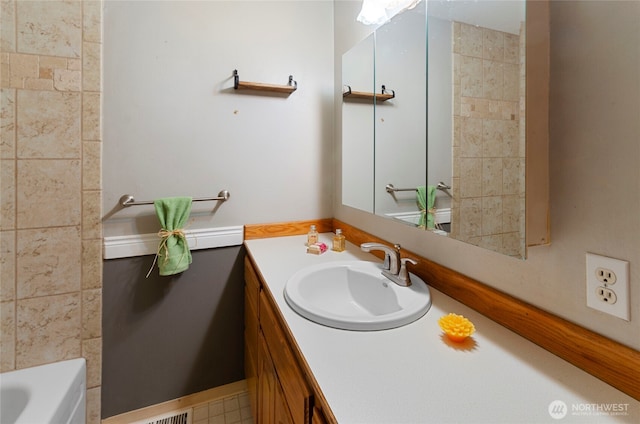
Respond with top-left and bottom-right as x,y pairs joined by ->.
154,196 -> 192,276
417,185 -> 436,229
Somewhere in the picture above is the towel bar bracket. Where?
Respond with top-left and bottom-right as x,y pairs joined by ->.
119,190 -> 230,207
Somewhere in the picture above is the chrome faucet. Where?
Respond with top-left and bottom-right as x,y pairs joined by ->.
360,243 -> 417,286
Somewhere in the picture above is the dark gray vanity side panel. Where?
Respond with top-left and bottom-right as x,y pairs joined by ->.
101,245 -> 245,419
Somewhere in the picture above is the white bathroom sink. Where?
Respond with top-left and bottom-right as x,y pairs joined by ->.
284,261 -> 431,331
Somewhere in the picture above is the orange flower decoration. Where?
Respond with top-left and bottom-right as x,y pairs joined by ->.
438,313 -> 475,342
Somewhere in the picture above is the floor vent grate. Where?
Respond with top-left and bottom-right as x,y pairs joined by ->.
131,408 -> 192,424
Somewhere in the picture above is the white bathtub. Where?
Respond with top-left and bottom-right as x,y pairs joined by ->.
0,358 -> 86,424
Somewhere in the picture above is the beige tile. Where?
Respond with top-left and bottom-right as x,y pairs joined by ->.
459,158 -> 482,198
502,231 -> 523,257
209,399 -> 225,417
503,63 -> 520,102
16,0 -> 82,58
482,158 -> 503,196
459,198 -> 482,238
82,337 -> 102,388
82,190 -> 102,240
53,68 -> 81,91
478,234 -> 502,253
1,56 -> 10,87
482,60 -> 503,100
81,288 -> 101,339
86,386 -> 101,424
1,0 -> 16,52
452,53 -> 461,86
194,404 -> 209,422
17,90 -> 81,159
482,196 -> 503,235
451,148 -> 460,178
502,119 -> 519,157
502,195 -> 522,233
67,58 -> 81,71
0,300 -> 15,371
483,28 -> 504,61
82,239 -> 102,290
452,116 -> 461,148
482,119 -> 505,158
452,82 -> 460,116
1,88 -> 16,158
459,118 -> 482,158
39,55 -> 68,71
503,158 -> 522,196
83,42 -> 101,92
83,1 -> 102,44
452,22 -> 461,54
82,92 -> 101,141
460,56 -> 482,98
23,77 -> 54,90
16,159 -> 81,228
1,159 -> 15,229
9,53 -> 39,80
458,23 -> 483,58
83,142 -> 101,190
16,292 -> 81,368
16,226 -> 81,298
504,32 -> 520,64
0,230 -> 15,301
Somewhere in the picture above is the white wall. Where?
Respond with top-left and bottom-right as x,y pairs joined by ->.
335,0 -> 640,349
103,0 -> 334,237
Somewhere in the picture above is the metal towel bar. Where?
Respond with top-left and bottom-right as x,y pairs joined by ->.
119,190 -> 230,207
385,182 -> 451,194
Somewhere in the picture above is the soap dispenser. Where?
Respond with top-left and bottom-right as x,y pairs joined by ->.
332,229 -> 345,252
307,225 -> 318,246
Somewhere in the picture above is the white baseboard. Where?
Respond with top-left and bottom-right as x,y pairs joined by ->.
103,226 -> 244,259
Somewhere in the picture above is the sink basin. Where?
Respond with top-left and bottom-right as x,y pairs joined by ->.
284,261 -> 431,331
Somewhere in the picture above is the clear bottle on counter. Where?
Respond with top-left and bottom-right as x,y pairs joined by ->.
307,225 -> 318,246
332,229 -> 346,252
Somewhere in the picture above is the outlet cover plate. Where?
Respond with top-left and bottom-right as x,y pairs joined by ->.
586,253 -> 630,321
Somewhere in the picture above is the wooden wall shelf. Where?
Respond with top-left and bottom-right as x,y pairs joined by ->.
233,69 -> 297,94
343,85 -> 395,102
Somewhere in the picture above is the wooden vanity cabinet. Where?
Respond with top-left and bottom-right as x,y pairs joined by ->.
244,257 -> 332,424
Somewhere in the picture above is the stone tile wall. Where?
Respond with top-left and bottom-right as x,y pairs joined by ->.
451,21 -> 526,257
0,1 -> 102,422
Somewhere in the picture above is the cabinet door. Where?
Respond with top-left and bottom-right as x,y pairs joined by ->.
274,382 -> 295,424
311,407 -> 327,424
260,292 -> 313,423
258,334 -> 276,424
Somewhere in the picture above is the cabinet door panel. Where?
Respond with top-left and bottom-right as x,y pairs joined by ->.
260,292 -> 312,424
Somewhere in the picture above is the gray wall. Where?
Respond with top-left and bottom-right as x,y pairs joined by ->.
102,246 -> 245,418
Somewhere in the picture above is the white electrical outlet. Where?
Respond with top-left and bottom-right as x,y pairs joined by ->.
586,253 -> 630,320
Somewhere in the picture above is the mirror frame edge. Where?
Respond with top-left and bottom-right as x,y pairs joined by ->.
525,0 -> 551,247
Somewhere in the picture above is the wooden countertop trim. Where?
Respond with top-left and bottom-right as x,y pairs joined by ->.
244,219 -> 333,240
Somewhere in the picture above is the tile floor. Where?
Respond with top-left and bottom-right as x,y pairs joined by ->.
193,391 -> 253,424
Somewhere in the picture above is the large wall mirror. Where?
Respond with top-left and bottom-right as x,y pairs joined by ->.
342,0 -> 544,259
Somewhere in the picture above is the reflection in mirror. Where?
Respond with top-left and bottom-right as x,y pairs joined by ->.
342,33 -> 375,213
437,0 -> 527,258
374,1 -> 427,222
341,0 -> 528,259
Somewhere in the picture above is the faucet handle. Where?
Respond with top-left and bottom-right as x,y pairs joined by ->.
398,258 -> 418,286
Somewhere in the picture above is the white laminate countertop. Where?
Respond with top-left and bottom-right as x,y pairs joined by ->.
245,234 -> 639,424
